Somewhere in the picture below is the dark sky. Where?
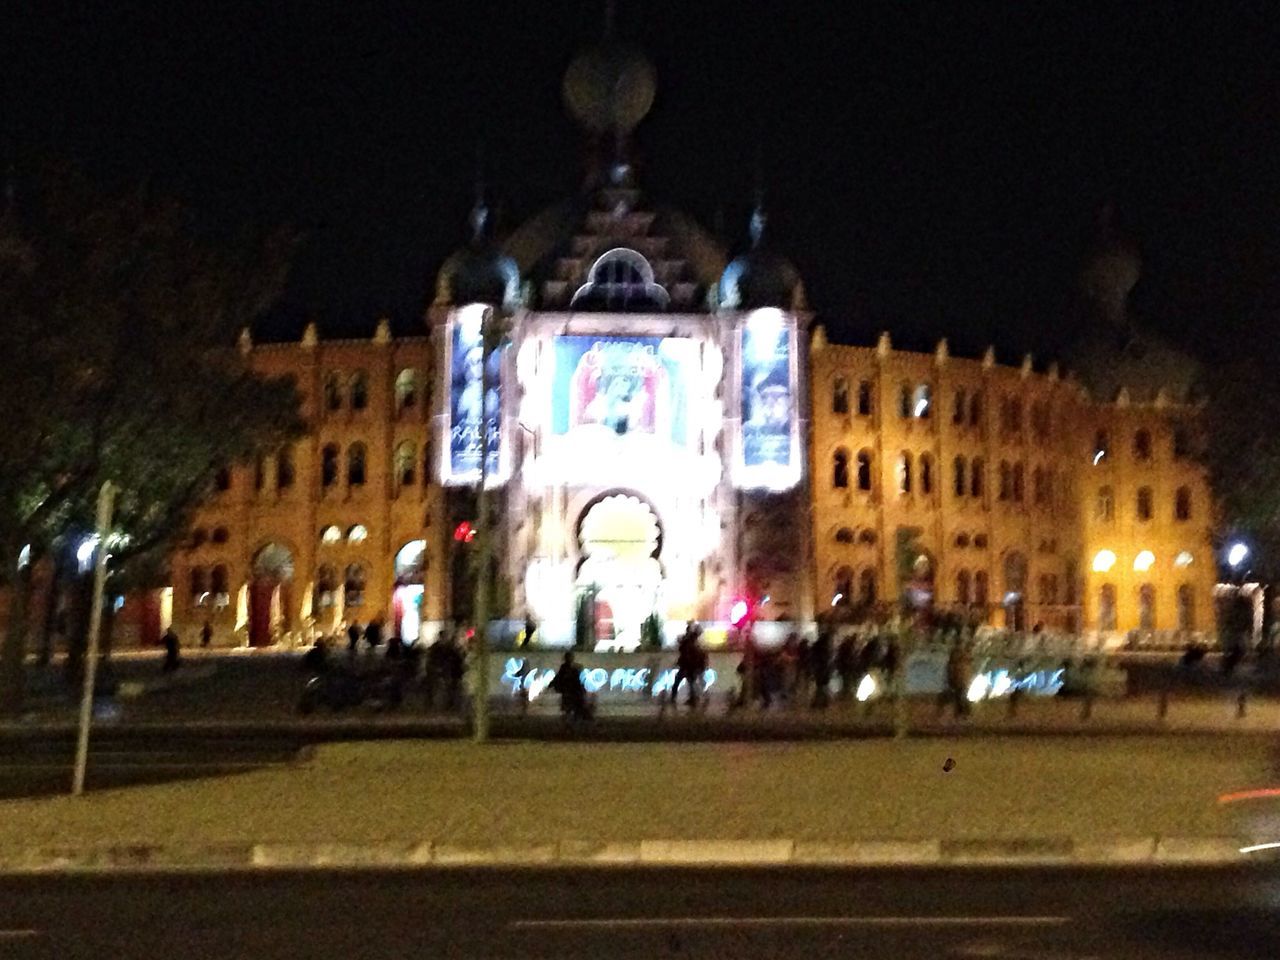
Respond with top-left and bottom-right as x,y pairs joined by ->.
3,0 -> 1279,364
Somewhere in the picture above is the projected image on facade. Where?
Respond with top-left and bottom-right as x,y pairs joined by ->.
445,307 -> 503,483
737,310 -> 800,490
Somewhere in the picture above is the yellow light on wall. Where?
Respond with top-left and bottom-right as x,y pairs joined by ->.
1134,550 -> 1155,573
1092,549 -> 1116,573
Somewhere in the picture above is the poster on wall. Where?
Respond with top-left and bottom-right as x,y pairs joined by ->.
444,307 -> 504,484
737,310 -> 799,490
550,336 -> 695,449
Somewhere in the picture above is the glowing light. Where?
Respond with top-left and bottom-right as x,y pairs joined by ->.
17,544 -> 30,570
855,673 -> 878,702
1228,542 -> 1250,568
1239,842 -> 1280,855
76,535 -> 99,572
453,521 -> 477,543
1092,549 -> 1116,573
913,397 -> 929,417
990,671 -> 1013,698
320,525 -> 341,544
830,593 -> 843,607
967,674 -> 990,702
729,599 -> 749,627
347,524 -> 368,543
1133,550 -> 1155,573
1175,551 -> 1194,568
1218,787 -> 1280,805
1092,450 -> 1105,465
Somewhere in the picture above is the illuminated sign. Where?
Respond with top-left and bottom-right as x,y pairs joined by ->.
502,658 -> 716,700
736,309 -> 800,491
443,305 -> 506,485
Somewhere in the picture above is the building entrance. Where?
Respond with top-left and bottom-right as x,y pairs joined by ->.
575,493 -> 663,651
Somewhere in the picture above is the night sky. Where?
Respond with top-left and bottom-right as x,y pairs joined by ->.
3,1 -> 1279,365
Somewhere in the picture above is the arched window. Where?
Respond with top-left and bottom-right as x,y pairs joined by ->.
970,458 -> 985,497
898,383 -> 912,419
973,571 -> 989,607
347,524 -> 368,543
1138,583 -> 1155,631
856,380 -> 873,416
1038,573 -> 1058,605
1031,401 -> 1051,439
395,441 -> 417,490
395,369 -> 419,413
955,532 -> 971,548
1033,467 -> 1047,505
859,568 -> 877,604
423,442 -> 433,486
349,371 -> 369,411
832,450 -> 850,489
858,529 -> 877,545
1012,462 -> 1025,502
276,448 -> 295,489
214,467 -> 232,492
189,527 -> 209,549
920,453 -> 934,495
956,570 -> 972,605
911,383 -> 932,418
211,527 -> 229,545
969,391 -> 983,427
952,388 -> 967,425
347,442 -> 367,486
189,566 -> 208,601
973,533 -> 988,550
320,525 -> 341,545
834,527 -> 856,545
321,444 -> 340,488
254,455 -> 268,492
344,563 -> 366,607
998,461 -> 1012,501
1177,584 -> 1195,631
211,564 -> 229,596
897,452 -> 913,495
953,455 -> 967,496
1175,486 -> 1192,521
1093,430 -> 1109,463
1096,485 -> 1114,522
324,372 -> 343,411
1133,429 -> 1152,461
834,566 -> 854,603
1001,396 -> 1023,433
1098,584 -> 1117,632
856,450 -> 873,491
315,565 -> 339,611
832,377 -> 849,414
1136,486 -> 1153,522
1173,426 -> 1192,460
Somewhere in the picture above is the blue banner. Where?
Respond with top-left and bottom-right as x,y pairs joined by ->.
448,315 -> 502,481
740,319 -> 793,469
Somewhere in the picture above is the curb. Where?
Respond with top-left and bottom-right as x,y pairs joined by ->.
0,836 -> 1258,874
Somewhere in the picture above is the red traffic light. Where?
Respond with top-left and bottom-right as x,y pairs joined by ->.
453,521 -> 476,543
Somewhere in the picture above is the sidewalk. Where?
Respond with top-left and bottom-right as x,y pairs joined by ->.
0,734 -> 1272,871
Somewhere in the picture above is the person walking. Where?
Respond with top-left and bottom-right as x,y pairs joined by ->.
200,620 -> 213,649
834,634 -> 855,701
364,617 -> 383,652
346,621 -> 361,656
670,622 -> 703,709
161,627 -> 181,674
550,651 -> 592,721
811,629 -> 833,709
944,641 -> 972,718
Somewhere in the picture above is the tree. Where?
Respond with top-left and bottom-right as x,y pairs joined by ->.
1201,357 -> 1280,580
0,164 -> 305,710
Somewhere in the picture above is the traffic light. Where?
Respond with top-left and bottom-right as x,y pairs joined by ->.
453,521 -> 476,543
729,598 -> 751,629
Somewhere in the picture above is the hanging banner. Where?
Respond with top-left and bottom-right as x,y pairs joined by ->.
444,305 -> 504,485
736,309 -> 800,490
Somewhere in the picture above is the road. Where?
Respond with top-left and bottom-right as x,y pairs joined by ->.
0,734 -> 306,798
0,866 -> 1274,958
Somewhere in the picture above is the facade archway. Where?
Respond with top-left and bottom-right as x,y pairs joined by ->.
249,542 -> 295,646
1003,550 -> 1029,630
393,539 -> 427,643
574,492 -> 663,651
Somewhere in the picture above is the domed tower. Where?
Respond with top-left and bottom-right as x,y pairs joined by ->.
434,193 -> 521,311
718,202 -> 806,312
1077,203 -> 1141,333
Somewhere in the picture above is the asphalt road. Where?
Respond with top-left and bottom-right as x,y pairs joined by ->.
0,866 -> 1274,959
0,734 -> 306,798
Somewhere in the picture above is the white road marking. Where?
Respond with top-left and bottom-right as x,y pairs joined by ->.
512,915 -> 1070,930
0,929 -> 40,939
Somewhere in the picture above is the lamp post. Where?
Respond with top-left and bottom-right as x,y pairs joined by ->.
72,480 -> 115,796
471,306 -> 511,744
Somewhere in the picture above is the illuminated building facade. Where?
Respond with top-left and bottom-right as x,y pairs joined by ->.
149,42 -> 1213,649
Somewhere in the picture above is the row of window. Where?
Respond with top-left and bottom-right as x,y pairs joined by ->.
215,440 -> 430,493
1097,583 -> 1197,632
1095,485 -> 1193,523
323,369 -> 422,414
831,568 -> 878,605
833,527 -> 878,546
188,527 -> 230,549
832,450 -> 1059,509
829,380 -> 1055,438
1094,427 -> 1193,464
320,524 -> 368,545
189,563 -> 370,607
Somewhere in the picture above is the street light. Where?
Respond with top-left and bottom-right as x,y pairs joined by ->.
1228,542 -> 1250,569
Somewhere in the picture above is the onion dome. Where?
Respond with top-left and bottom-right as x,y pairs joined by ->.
1078,203 -> 1141,329
563,42 -> 657,135
718,206 -> 805,311
434,201 -> 521,309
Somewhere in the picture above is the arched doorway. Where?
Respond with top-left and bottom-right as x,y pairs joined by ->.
393,540 -> 427,643
576,493 -> 663,651
249,542 -> 294,646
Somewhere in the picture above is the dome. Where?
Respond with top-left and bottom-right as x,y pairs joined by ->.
718,207 -> 805,311
1078,204 -> 1141,327
563,42 -> 657,134
434,204 -> 522,309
